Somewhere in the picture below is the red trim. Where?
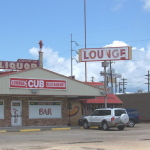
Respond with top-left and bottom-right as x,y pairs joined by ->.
83,94 -> 123,104
83,82 -> 123,104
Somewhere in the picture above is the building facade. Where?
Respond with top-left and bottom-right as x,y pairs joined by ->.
0,68 -> 105,127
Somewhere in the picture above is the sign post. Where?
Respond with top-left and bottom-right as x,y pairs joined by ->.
102,61 -> 109,108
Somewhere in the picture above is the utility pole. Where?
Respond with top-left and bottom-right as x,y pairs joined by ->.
109,61 -> 113,94
84,0 -> 87,82
71,34 -> 73,77
70,34 -> 79,77
121,78 -> 127,93
91,76 -> 95,82
102,61 -> 109,108
118,81 -> 122,93
145,70 -> 150,92
115,77 -> 117,93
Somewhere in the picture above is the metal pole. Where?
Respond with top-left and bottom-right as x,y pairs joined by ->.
119,82 -> 121,93
102,61 -> 108,108
84,0 -> 87,82
68,99 -> 70,126
123,79 -> 124,93
71,34 -> 73,77
110,61 -> 113,93
104,65 -> 107,108
115,78 -> 117,93
148,70 -> 149,92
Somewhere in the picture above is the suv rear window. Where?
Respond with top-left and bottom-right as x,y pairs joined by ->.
115,110 -> 126,116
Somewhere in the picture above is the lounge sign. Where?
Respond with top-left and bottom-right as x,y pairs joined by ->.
0,59 -> 39,70
10,78 -> 67,90
78,46 -> 132,62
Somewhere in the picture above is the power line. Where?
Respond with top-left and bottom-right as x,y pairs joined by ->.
86,39 -> 150,47
145,70 -> 150,92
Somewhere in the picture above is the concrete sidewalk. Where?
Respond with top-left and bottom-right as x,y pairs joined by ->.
0,125 -> 83,132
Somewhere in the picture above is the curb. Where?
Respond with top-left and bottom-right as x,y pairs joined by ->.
0,126 -> 83,133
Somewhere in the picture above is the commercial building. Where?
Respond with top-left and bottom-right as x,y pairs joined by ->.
0,67 -> 105,127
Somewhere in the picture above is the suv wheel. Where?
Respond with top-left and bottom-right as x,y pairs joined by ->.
102,122 -> 109,131
118,126 -> 125,130
83,120 -> 90,129
128,119 -> 135,127
120,114 -> 129,124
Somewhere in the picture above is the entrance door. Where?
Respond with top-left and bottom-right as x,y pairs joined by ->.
11,101 -> 22,126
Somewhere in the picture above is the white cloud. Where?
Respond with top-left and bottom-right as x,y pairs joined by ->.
141,0 -> 150,11
29,47 -> 39,57
139,47 -> 145,51
105,41 -> 128,47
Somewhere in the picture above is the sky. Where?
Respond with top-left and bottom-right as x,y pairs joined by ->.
1,0 -> 150,93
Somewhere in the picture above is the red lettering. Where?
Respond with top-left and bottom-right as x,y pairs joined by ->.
84,51 -> 89,59
44,109 -> 47,115
48,108 -> 52,115
106,50 -> 111,58
120,49 -> 126,59
39,108 -> 43,115
89,50 -> 96,59
97,50 -> 103,58
112,49 -> 119,58
39,108 -> 52,115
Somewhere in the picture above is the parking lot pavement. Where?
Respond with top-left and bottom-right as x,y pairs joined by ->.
0,123 -> 150,150
0,123 -> 149,132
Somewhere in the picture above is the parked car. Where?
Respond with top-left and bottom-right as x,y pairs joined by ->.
126,108 -> 142,127
78,115 -> 84,126
81,108 -> 129,131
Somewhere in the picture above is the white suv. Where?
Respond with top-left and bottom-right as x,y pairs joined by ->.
83,108 -> 129,131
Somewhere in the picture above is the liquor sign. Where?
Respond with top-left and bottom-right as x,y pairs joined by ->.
29,101 -> 61,119
78,46 -> 132,62
0,59 -> 39,70
10,78 -> 67,90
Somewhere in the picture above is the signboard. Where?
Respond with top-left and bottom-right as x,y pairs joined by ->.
100,71 -> 122,78
0,59 -> 39,70
106,87 -> 111,93
11,101 -> 22,126
0,101 -> 4,119
29,101 -> 61,119
10,78 -> 67,90
78,46 -> 132,62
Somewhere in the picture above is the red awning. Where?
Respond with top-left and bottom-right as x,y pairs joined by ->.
83,94 -> 123,104
84,82 -> 104,86
82,82 -> 122,104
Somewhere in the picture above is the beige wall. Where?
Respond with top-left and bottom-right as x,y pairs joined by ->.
68,100 -> 82,125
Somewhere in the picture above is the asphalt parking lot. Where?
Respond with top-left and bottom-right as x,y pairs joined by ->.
0,123 -> 150,150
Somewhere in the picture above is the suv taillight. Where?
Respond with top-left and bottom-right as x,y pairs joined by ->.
138,116 -> 141,119
111,117 -> 115,121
